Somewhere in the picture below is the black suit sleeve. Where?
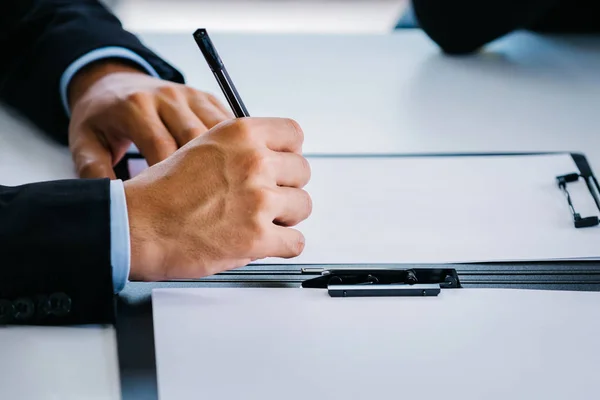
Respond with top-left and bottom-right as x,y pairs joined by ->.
411,0 -> 600,54
0,1 -> 184,325
0,179 -> 115,325
0,0 -> 185,144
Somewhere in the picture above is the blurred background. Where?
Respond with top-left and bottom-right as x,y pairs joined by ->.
101,0 -> 412,33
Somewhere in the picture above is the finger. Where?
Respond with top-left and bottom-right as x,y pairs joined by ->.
188,92 -> 231,128
130,112 -> 178,166
264,118 -> 304,154
204,92 -> 233,117
210,96 -> 235,119
273,152 -> 311,188
264,226 -> 306,259
159,100 -> 208,147
70,129 -> 117,179
235,118 -> 304,154
273,187 -> 312,227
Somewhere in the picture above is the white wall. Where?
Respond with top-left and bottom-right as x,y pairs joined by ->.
111,0 -> 407,33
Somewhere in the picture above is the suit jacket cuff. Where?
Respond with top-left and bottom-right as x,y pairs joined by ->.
60,46 -> 161,117
0,179 -> 114,325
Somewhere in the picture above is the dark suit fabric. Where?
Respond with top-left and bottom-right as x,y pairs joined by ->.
0,0 -> 183,325
0,0 -> 184,143
0,179 -> 115,325
412,0 -> 600,54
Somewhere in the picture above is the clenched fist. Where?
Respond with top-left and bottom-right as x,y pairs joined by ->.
67,60 -> 233,178
123,117 -> 312,281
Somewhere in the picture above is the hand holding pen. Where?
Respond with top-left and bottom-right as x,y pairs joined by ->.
125,29 -> 311,281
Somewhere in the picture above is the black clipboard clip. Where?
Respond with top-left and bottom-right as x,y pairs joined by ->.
556,173 -> 600,228
301,268 -> 461,297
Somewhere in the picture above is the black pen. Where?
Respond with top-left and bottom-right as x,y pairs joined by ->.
193,28 -> 250,117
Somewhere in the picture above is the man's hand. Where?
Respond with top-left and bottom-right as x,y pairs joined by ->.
68,60 -> 233,178
123,117 -> 312,280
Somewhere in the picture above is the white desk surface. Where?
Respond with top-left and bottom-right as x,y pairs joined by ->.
0,30 -> 599,399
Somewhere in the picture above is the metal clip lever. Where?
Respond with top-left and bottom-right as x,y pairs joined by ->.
328,283 -> 441,297
556,173 -> 600,228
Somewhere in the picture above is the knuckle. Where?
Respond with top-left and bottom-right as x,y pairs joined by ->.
227,118 -> 254,141
229,118 -> 252,141
124,91 -> 150,106
249,187 -> 275,212
188,88 -> 207,102
77,161 -> 93,175
185,86 -> 200,96
157,84 -> 181,99
242,150 -> 267,176
285,118 -> 304,145
204,92 -> 219,104
68,136 -> 84,155
77,160 -> 99,177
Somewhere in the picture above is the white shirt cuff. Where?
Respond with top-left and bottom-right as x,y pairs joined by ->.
109,179 -> 131,293
59,46 -> 160,117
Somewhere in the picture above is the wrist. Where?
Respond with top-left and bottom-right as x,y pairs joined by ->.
124,178 -> 168,282
68,59 -> 147,111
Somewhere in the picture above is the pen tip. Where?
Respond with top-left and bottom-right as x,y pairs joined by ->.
193,28 -> 207,38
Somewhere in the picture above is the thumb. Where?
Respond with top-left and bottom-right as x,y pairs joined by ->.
71,129 -> 117,179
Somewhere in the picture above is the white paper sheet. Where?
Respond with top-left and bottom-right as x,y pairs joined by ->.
128,153 -> 600,264
153,287 -> 600,400
259,154 -> 600,264
127,158 -> 148,178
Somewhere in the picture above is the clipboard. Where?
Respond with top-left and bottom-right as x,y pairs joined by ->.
116,151 -> 600,400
